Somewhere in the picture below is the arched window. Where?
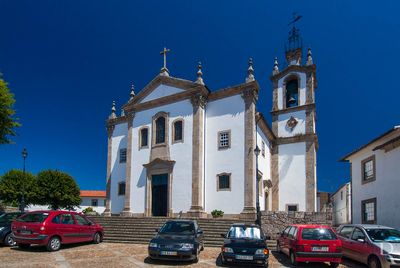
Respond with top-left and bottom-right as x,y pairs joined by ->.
155,116 -> 166,144
286,79 -> 299,108
173,119 -> 183,142
139,127 -> 149,148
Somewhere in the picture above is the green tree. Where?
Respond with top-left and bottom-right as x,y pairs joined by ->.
36,170 -> 81,210
0,76 -> 20,144
0,169 -> 37,206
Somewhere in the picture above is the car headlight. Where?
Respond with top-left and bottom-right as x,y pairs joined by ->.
149,243 -> 158,248
0,227 -> 4,231
223,247 -> 234,253
255,248 -> 269,255
181,243 -> 194,249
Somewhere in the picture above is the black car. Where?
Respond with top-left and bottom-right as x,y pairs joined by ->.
220,223 -> 270,267
0,212 -> 24,246
148,220 -> 204,262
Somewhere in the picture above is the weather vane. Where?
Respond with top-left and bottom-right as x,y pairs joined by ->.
288,12 -> 302,27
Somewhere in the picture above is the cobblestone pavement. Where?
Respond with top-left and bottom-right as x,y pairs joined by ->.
0,243 -> 366,268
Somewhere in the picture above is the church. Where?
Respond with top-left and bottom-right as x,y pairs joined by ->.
104,28 -> 318,218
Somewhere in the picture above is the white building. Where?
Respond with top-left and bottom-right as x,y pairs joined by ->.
80,190 -> 106,215
341,126 -> 400,229
105,36 -> 318,218
331,182 -> 351,226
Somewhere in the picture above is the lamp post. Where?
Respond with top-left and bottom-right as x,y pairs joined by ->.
254,145 -> 261,226
20,148 -> 28,213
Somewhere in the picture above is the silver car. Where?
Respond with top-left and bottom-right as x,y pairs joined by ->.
337,224 -> 400,268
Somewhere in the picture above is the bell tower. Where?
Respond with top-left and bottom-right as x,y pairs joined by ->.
270,22 -> 318,212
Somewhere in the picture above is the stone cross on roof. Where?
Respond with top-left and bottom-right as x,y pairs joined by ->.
160,47 -> 170,76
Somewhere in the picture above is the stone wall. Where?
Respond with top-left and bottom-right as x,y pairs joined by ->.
261,211 -> 333,239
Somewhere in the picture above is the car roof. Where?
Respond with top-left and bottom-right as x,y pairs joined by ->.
231,223 -> 261,228
166,219 -> 196,223
339,224 -> 395,230
290,224 -> 332,228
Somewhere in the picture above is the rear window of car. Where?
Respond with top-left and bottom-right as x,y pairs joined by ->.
301,228 -> 337,240
16,212 -> 49,223
338,226 -> 354,238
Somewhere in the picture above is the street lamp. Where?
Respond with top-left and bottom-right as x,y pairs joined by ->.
254,145 -> 261,226
20,148 -> 28,213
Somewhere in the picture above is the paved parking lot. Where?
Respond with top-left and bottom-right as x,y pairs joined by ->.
0,242 -> 366,268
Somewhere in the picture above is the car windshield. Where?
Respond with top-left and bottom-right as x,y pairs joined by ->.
16,212 -> 49,223
301,228 -> 337,240
159,222 -> 195,234
0,213 -> 20,223
227,226 -> 262,240
366,228 -> 400,243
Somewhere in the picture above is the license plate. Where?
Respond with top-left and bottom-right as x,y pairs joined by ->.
19,230 -> 31,235
160,251 -> 177,256
235,255 -> 254,260
312,246 -> 329,252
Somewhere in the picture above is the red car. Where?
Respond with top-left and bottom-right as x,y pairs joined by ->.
11,210 -> 104,251
276,224 -> 342,267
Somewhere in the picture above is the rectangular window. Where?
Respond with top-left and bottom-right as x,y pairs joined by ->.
140,128 -> 148,148
217,173 -> 231,191
173,120 -> 183,142
341,191 -> 343,201
362,198 -> 377,224
118,182 -> 126,195
261,141 -> 265,157
91,199 -> 98,207
361,155 -> 375,183
218,130 -> 231,149
119,148 -> 127,163
104,199 -> 106,207
287,204 -> 298,212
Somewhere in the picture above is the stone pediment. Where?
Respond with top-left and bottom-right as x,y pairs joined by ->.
124,75 -> 209,112
143,158 -> 176,173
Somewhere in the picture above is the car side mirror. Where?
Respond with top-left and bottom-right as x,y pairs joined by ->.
155,228 -> 159,233
357,238 -> 365,243
87,222 -> 93,226
220,234 -> 226,238
197,229 -> 203,235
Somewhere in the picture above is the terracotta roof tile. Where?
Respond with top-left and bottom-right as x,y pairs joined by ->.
80,190 -> 106,198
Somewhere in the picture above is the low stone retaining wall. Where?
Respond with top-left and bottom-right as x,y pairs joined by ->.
261,211 -> 333,239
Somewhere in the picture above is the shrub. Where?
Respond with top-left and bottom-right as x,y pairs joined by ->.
82,207 -> 98,215
211,209 -> 224,218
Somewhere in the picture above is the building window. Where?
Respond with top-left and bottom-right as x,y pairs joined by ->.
119,148 -> 127,163
173,119 -> 183,143
218,130 -> 231,149
217,173 -> 231,191
261,141 -> 265,157
362,198 -> 377,224
361,155 -> 375,183
341,191 -> 343,201
155,116 -> 166,144
286,204 -> 298,212
91,199 -> 98,207
118,182 -> 126,195
286,79 -> 299,108
140,127 -> 149,148
103,199 -> 106,206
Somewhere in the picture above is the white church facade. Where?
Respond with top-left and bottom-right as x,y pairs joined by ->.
104,34 -> 318,218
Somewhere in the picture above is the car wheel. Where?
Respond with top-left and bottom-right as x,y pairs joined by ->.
290,251 -> 298,266
5,233 -> 16,247
17,243 -> 30,249
47,236 -> 61,252
93,232 -> 101,244
368,256 -> 382,268
330,262 -> 339,268
193,253 -> 199,263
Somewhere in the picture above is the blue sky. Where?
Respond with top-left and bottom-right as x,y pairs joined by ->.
0,1 -> 398,193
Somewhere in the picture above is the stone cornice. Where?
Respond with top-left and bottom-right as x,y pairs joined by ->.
208,80 -> 259,102
106,116 -> 128,127
270,64 -> 316,82
255,112 -> 276,143
271,103 -> 316,116
277,133 -> 319,150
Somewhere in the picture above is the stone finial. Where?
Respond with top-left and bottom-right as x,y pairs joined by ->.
109,101 -> 117,119
273,57 -> 279,75
195,61 -> 205,85
246,58 -> 255,83
306,48 -> 313,66
130,84 -> 135,100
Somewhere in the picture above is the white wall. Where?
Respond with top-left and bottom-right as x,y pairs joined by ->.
332,183 -> 351,225
205,95 -> 245,214
141,84 -> 185,103
110,123 -> 128,214
256,128 -> 272,211
350,132 -> 400,229
277,110 -> 306,137
130,99 -> 194,215
278,142 -> 306,211
80,197 -> 106,214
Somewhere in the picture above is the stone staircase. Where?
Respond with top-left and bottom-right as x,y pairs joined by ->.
89,216 -> 277,249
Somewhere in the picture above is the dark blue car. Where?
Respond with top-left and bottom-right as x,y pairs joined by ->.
0,212 -> 24,246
